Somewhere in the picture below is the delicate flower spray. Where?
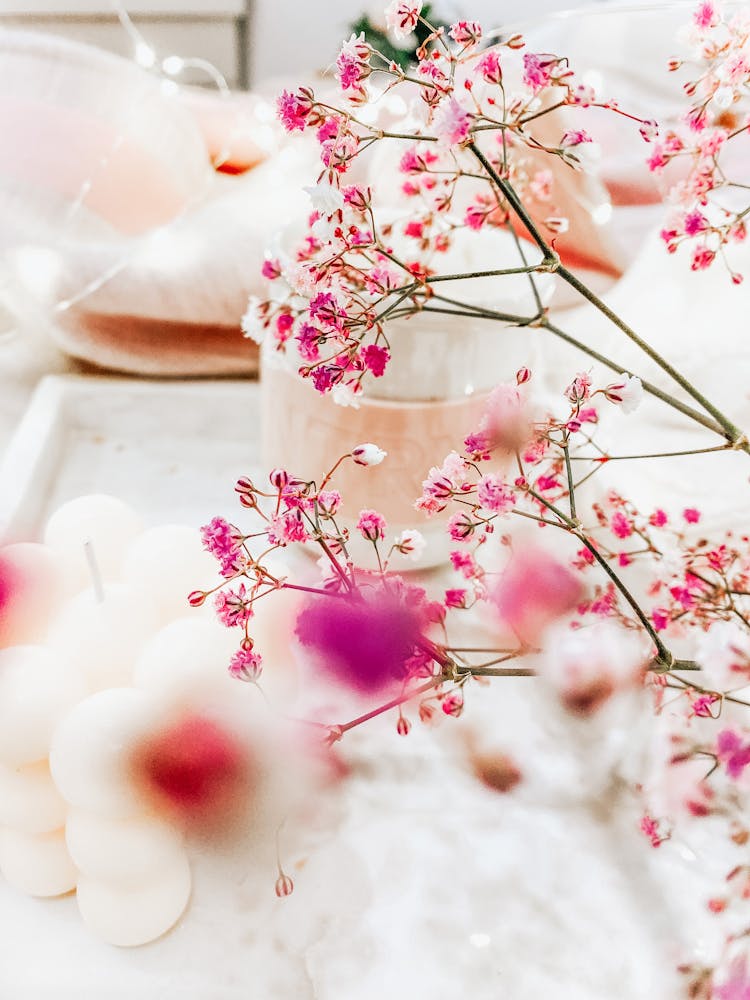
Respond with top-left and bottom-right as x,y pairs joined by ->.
195,3 -> 750,990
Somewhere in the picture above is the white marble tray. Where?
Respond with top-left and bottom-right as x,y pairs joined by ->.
0,374 -> 260,541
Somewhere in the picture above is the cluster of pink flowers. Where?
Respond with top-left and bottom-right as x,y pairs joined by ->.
650,2 -> 750,280
195,3 -> 750,986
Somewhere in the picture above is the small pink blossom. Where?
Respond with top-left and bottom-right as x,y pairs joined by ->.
357,509 -> 387,542
603,374 -> 643,414
352,443 -> 387,466
449,20 -> 481,46
214,585 -> 252,628
640,813 -> 668,847
445,588 -> 467,608
394,529 -> 426,561
361,344 -> 390,377
560,129 -> 592,148
432,98 -> 472,148
683,507 -> 701,524
476,474 -> 515,514
717,729 -> 750,780
229,646 -> 263,681
317,490 -> 342,516
385,0 -> 422,39
691,245 -> 715,270
476,49 -> 502,84
522,52 -> 555,93
277,89 -> 312,132
610,511 -> 633,540
441,692 -> 464,717
200,517 -> 244,577
267,511 -> 309,546
652,608 -> 670,631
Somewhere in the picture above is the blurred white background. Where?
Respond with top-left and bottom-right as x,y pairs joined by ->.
0,0 -> 615,88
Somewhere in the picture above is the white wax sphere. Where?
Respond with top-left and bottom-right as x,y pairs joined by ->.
48,584 -> 162,692
122,524 -> 220,622
50,688 -> 162,819
0,827 -> 77,897
44,495 -> 142,594
76,853 -> 191,946
66,811 -> 185,883
0,761 -> 67,834
0,543 -> 64,647
133,617 -> 239,706
0,646 -> 87,766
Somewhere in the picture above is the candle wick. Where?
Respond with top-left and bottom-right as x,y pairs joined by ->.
84,540 -> 105,603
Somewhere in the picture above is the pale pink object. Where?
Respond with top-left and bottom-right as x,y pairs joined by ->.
261,365 -> 489,527
493,546 -> 583,644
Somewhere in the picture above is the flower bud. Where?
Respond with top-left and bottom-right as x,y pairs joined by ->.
188,590 -> 206,607
516,366 -> 531,385
351,443 -> 387,466
275,873 -> 294,897
396,715 -> 411,736
269,468 -> 290,489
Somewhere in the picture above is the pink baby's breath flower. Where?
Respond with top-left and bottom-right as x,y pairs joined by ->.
295,591 -> 425,693
640,813 -> 668,847
717,729 -> 750,780
432,97 -> 472,148
267,510 -> 309,546
560,129 -> 592,148
352,443 -> 387,466
604,374 -> 643,414
362,344 -> 390,377
493,547 -> 584,643
683,507 -> 701,524
447,511 -> 476,542
693,0 -> 720,30
394,529 -> 426,561
476,49 -> 502,84
228,646 -> 263,681
445,588 -> 467,609
357,509 -> 387,542
317,490 -> 342,516
441,692 -> 464,717
522,52 -> 555,93
200,517 -> 244,577
277,89 -> 313,132
652,608 -> 670,631
476,474 -> 515,514
691,245 -> 716,270
610,511 -> 633,540
450,549 -> 479,578
214,585 -> 252,628
449,20 -> 481,45
385,0 -> 422,39
566,372 -> 592,403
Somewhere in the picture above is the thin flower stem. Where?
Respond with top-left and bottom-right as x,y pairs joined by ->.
337,678 -> 440,734
469,140 -> 748,449
455,665 -> 536,677
556,264 -> 749,448
568,444 -> 733,462
563,443 -> 577,521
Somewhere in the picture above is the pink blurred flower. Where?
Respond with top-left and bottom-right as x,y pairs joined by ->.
476,474 -> 515,514
717,730 -> 750,780
229,646 -> 263,682
493,546 -> 584,643
714,955 -> 750,1000
295,592 -> 425,693
433,98 -> 472,148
